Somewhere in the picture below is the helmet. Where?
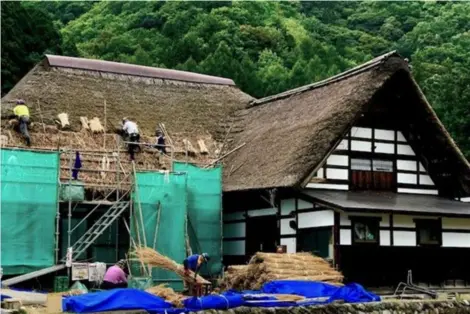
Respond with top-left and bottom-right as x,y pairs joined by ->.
201,253 -> 210,262
16,99 -> 25,104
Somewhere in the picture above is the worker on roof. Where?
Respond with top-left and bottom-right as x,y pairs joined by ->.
121,118 -> 140,161
182,253 -> 210,294
12,99 -> 31,146
101,259 -> 128,290
154,129 -> 166,154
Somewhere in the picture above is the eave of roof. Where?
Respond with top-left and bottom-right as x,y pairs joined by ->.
303,190 -> 470,217
45,54 -> 235,86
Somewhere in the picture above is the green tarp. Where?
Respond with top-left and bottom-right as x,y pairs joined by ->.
132,171 -> 188,290
173,162 -> 223,276
0,149 -> 59,275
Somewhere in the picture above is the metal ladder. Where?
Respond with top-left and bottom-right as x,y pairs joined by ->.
61,201 -> 130,262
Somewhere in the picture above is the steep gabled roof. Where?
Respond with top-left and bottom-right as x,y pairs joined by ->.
223,51 -> 470,198
0,55 -> 253,186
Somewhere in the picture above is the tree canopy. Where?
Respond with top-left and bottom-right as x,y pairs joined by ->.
2,1 -> 469,158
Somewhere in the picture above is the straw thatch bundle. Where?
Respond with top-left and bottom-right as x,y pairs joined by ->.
219,252 -> 343,291
146,284 -> 187,307
132,247 -> 210,285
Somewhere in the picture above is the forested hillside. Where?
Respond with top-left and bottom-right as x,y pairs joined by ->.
1,1 -> 469,158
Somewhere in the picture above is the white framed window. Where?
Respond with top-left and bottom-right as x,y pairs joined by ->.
372,160 -> 393,172
351,159 -> 371,171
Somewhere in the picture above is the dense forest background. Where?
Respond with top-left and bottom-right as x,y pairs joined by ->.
1,1 -> 469,158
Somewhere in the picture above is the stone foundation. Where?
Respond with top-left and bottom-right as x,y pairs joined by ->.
204,300 -> 470,314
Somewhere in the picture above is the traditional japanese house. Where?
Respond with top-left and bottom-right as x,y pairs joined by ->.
221,51 -> 470,288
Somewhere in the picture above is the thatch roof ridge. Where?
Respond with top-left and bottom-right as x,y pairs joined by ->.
250,50 -> 399,107
45,54 -> 235,86
222,53 -> 470,197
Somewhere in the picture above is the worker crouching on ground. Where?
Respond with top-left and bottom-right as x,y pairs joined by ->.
121,118 -> 140,161
12,99 -> 31,146
183,253 -> 210,294
101,259 -> 128,290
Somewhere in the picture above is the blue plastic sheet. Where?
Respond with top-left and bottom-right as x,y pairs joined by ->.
328,283 -> 381,303
261,280 -> 339,298
184,291 -> 244,311
62,289 -> 173,313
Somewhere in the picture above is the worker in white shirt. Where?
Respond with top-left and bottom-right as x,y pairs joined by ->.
122,118 -> 140,161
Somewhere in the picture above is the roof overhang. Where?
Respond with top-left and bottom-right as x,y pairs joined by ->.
301,190 -> 470,217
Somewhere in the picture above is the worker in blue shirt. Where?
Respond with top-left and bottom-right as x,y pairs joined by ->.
183,253 -> 210,293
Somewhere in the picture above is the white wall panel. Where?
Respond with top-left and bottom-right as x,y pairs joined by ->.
340,229 -> 352,245
247,208 -> 276,217
336,139 -> 349,150
419,163 -> 426,172
380,230 -> 391,246
280,238 -> 296,253
298,210 -> 334,229
351,140 -> 372,152
306,183 -> 349,190
375,129 -> 395,141
397,172 -> 417,184
281,199 -> 295,215
326,155 -> 349,166
280,218 -> 296,235
223,240 -> 245,255
397,144 -> 415,156
374,142 -> 394,154
393,231 -> 416,246
223,222 -> 245,238
314,168 -> 324,178
397,188 -> 439,195
224,212 -> 245,222
442,218 -> 470,230
419,174 -> 435,186
442,233 -> 470,248
351,127 -> 372,138
460,197 -> 470,203
298,199 -> 313,210
397,131 -> 407,142
326,168 -> 348,180
397,160 -> 417,172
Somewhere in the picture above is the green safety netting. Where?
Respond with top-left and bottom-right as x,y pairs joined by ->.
131,171 -> 187,290
0,149 -> 59,275
173,162 -> 223,277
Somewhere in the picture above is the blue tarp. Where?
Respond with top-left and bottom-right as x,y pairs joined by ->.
184,291 -> 244,311
62,289 -> 174,313
62,281 -> 379,313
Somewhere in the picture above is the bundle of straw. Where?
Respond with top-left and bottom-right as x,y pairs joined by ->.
220,252 -> 343,291
132,247 -> 210,285
146,284 -> 187,308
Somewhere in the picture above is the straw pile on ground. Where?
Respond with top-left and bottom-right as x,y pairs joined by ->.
146,284 -> 187,308
132,247 -> 210,285
219,252 -> 343,291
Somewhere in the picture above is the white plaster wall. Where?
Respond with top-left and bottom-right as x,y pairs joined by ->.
298,199 -> 313,210
340,229 -> 352,245
280,238 -> 297,253
298,210 -> 334,229
442,233 -> 470,248
280,218 -> 296,235
327,155 -> 348,166
306,183 -> 348,190
397,160 -> 417,171
247,208 -> 276,217
393,231 -> 416,246
397,172 -> 417,184
223,222 -> 245,238
351,140 -> 372,152
380,230 -> 391,246
419,174 -> 435,186
397,188 -> 438,195
336,139 -> 349,150
397,144 -> 415,156
351,127 -> 372,139
326,168 -> 348,180
442,218 -> 470,230
281,199 -> 295,215
223,240 -> 245,255
374,142 -> 394,154
375,129 -> 395,141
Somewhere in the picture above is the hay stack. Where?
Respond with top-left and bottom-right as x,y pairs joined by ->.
220,253 -> 343,291
132,247 -> 210,285
146,284 -> 186,308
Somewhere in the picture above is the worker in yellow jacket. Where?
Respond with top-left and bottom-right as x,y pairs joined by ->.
13,99 -> 31,146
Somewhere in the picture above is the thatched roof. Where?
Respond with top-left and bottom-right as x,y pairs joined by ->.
223,51 -> 470,198
0,55 -> 253,188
